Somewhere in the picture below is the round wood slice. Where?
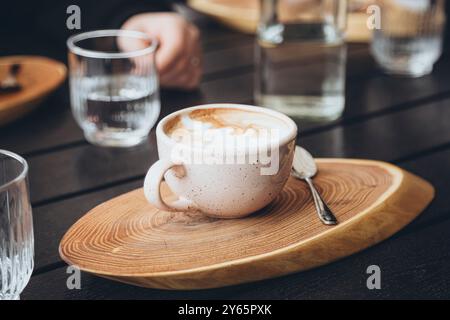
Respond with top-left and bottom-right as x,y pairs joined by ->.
59,159 -> 434,290
0,56 -> 67,126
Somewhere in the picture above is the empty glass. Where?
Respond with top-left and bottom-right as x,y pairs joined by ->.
255,0 -> 348,120
371,0 -> 446,77
0,150 -> 34,300
67,30 -> 161,147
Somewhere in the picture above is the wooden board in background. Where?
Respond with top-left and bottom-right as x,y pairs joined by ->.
188,0 -> 372,42
0,56 -> 66,126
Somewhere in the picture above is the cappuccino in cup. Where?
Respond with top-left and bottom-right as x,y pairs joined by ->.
144,104 -> 297,218
165,108 -> 290,173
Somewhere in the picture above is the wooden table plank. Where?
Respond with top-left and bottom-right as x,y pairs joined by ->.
33,180 -> 142,271
2,45 -> 449,157
0,44 -> 369,155
23,265 -> 239,300
397,148 -> 450,227
301,97 -> 450,161
23,196 -> 450,299
27,138 -> 155,206
5,52 -> 445,176
231,212 -> 450,299
24,96 -> 450,205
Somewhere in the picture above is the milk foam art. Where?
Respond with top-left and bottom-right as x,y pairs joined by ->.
167,112 -> 284,175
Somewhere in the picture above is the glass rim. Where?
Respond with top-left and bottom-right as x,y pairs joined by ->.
0,149 -> 29,193
67,29 -> 158,59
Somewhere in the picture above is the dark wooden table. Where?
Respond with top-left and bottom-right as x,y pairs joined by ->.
2,8 -> 450,299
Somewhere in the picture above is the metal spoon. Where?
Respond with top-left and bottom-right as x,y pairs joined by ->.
292,146 -> 338,225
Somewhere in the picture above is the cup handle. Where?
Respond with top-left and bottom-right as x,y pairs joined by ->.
143,159 -> 198,212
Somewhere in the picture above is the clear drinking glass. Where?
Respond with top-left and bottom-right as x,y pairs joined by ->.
255,0 -> 348,120
67,30 -> 161,147
371,0 -> 446,77
0,150 -> 34,300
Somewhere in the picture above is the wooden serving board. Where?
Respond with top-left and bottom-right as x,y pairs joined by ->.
59,159 -> 434,290
188,0 -> 372,42
0,56 -> 66,126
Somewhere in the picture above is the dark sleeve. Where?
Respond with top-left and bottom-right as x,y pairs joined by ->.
1,0 -> 177,48
36,0 -> 176,42
1,0 -> 185,58
106,1 -> 177,29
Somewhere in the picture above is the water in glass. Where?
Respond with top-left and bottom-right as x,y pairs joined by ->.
71,74 -> 160,147
371,0 -> 446,77
68,30 -> 160,147
255,0 -> 348,121
0,150 -> 34,300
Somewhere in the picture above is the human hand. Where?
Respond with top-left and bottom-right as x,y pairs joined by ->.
122,12 -> 202,90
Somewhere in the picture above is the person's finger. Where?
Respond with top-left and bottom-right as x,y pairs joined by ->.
191,63 -> 203,88
163,68 -> 197,90
119,15 -> 159,76
187,24 -> 201,56
125,14 -> 187,75
154,23 -> 187,75
159,55 -> 191,84
187,56 -> 203,89
183,69 -> 202,90
160,66 -> 193,88
160,60 -> 201,89
120,13 -> 202,90
185,30 -> 203,88
165,59 -> 202,90
183,56 -> 202,89
160,56 -> 200,90
191,28 -> 203,83
159,25 -> 198,81
160,26 -> 202,89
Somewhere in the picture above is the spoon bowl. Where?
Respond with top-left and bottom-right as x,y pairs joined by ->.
292,146 -> 338,225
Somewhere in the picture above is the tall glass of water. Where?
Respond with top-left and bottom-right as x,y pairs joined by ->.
371,0 -> 446,77
0,150 -> 34,300
255,0 -> 348,120
67,30 -> 160,147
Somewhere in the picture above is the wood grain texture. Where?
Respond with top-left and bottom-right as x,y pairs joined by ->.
25,212 -> 450,299
59,159 -> 434,290
25,148 -> 449,272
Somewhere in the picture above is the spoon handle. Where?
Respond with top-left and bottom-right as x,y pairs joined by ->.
305,177 -> 338,225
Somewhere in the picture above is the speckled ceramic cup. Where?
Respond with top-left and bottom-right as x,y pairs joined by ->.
144,104 -> 297,218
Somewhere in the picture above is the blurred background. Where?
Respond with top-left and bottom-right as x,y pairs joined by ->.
2,0 -> 450,67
